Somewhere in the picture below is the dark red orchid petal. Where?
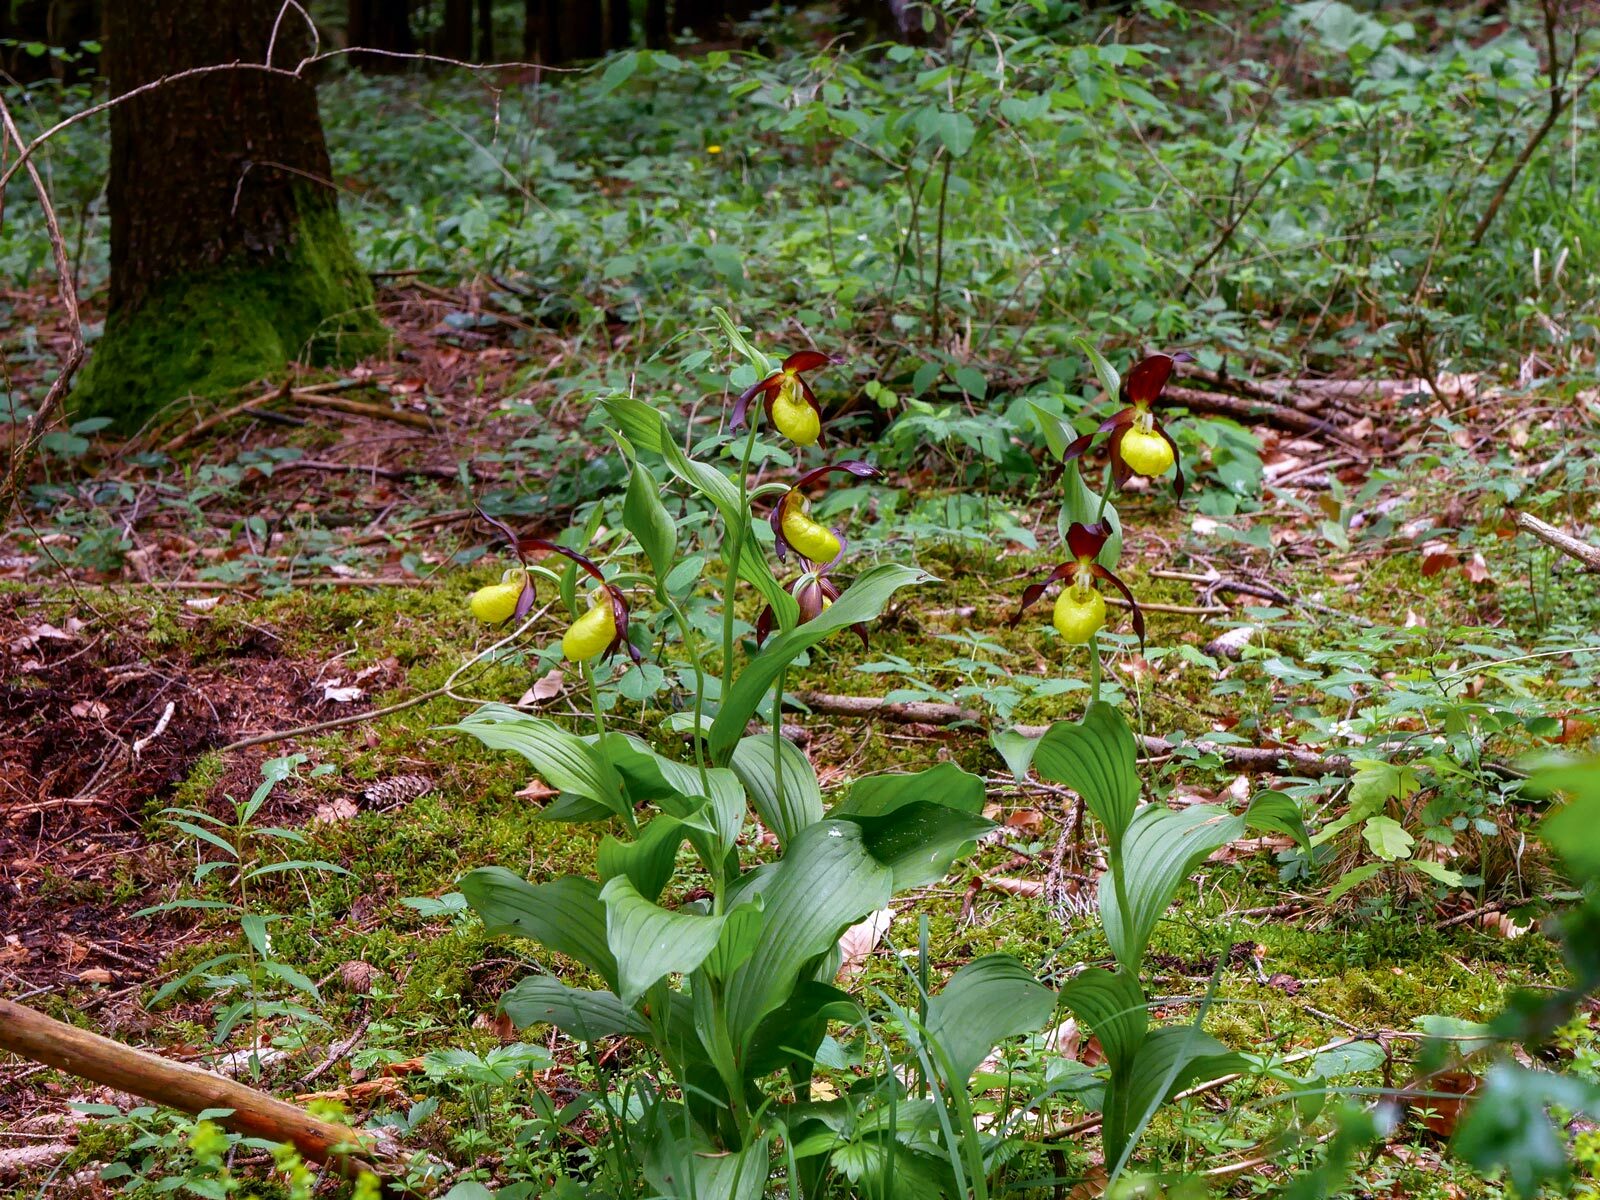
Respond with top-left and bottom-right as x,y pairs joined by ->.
792,459 -> 881,491
476,506 -> 527,562
1090,564 -> 1145,650
849,622 -> 870,650
782,350 -> 834,374
517,537 -> 610,588
1010,562 -> 1076,627
729,376 -> 779,432
794,576 -> 829,624
1156,421 -> 1186,501
602,583 -> 641,663
1061,410 -> 1135,463
754,604 -> 775,648
512,575 -> 537,621
1065,521 -> 1110,562
1060,431 -> 1096,463
770,491 -> 794,562
1122,353 -> 1180,406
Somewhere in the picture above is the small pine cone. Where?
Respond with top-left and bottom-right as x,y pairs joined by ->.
338,960 -> 383,994
361,774 -> 433,807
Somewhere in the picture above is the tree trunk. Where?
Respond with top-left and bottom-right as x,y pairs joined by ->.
605,0 -> 630,51
346,0 -> 415,71
476,0 -> 493,60
644,0 -> 667,49
436,0 -> 472,59
78,0 -> 384,430
0,0 -> 100,82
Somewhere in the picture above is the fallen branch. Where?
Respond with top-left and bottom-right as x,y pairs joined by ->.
293,393 -> 437,431
1509,509 -> 1600,573
0,999 -> 397,1187
788,691 -> 1350,775
1162,385 -> 1368,453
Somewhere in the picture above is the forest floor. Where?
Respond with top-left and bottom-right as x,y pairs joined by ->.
4,274 -> 1598,1197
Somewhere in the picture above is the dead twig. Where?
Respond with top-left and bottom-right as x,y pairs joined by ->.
788,691 -> 1352,775
0,94 -> 87,523
1509,509 -> 1600,572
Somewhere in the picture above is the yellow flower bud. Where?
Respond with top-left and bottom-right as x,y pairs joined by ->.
469,571 -> 524,624
771,375 -> 821,446
562,599 -> 617,661
1052,586 -> 1106,644
1121,426 -> 1175,477
781,499 -> 842,564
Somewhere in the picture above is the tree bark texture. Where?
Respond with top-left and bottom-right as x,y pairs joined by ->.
78,0 -> 383,428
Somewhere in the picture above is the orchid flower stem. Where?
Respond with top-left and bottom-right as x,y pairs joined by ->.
1088,631 -> 1102,709
1095,464 -> 1114,524
721,418 -> 762,692
665,595 -> 712,799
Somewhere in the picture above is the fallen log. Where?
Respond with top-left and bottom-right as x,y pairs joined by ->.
787,691 -> 1349,775
0,999 -> 399,1189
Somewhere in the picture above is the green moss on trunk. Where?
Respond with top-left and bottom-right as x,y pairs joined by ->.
74,197 -> 387,431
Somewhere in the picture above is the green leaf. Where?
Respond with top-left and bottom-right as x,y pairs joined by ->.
1408,858 -> 1463,888
1530,758 -> 1600,879
1073,337 -> 1122,400
723,821 -> 893,1047
708,564 -> 934,765
600,876 -> 727,1005
1242,790 -> 1312,854
1362,815 -> 1414,860
646,1128 -> 771,1200
729,734 -> 824,847
624,462 -> 677,582
704,901 -> 766,980
1101,805 -> 1244,971
992,727 -> 1042,781
1111,1025 -> 1244,1173
1453,1063 -> 1600,1198
1311,759 -> 1422,849
1057,967 -> 1148,1072
169,820 -> 238,859
832,760 -> 984,818
461,868 -> 619,990
1324,861 -> 1384,902
594,50 -> 639,97
922,954 -> 1055,1086
451,706 -> 624,817
1033,703 -> 1140,848
597,816 -> 688,902
500,976 -> 648,1040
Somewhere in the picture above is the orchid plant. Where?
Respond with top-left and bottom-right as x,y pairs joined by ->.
449,331 -> 1313,1199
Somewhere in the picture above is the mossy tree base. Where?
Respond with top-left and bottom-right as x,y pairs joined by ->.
75,203 -> 387,432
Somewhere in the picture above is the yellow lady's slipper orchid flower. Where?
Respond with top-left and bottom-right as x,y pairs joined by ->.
470,569 -> 529,625
770,460 -> 881,567
469,509 -> 642,665
730,349 -> 835,447
562,595 -> 618,662
1053,586 -> 1107,644
1012,522 -> 1145,648
1063,351 -> 1193,497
